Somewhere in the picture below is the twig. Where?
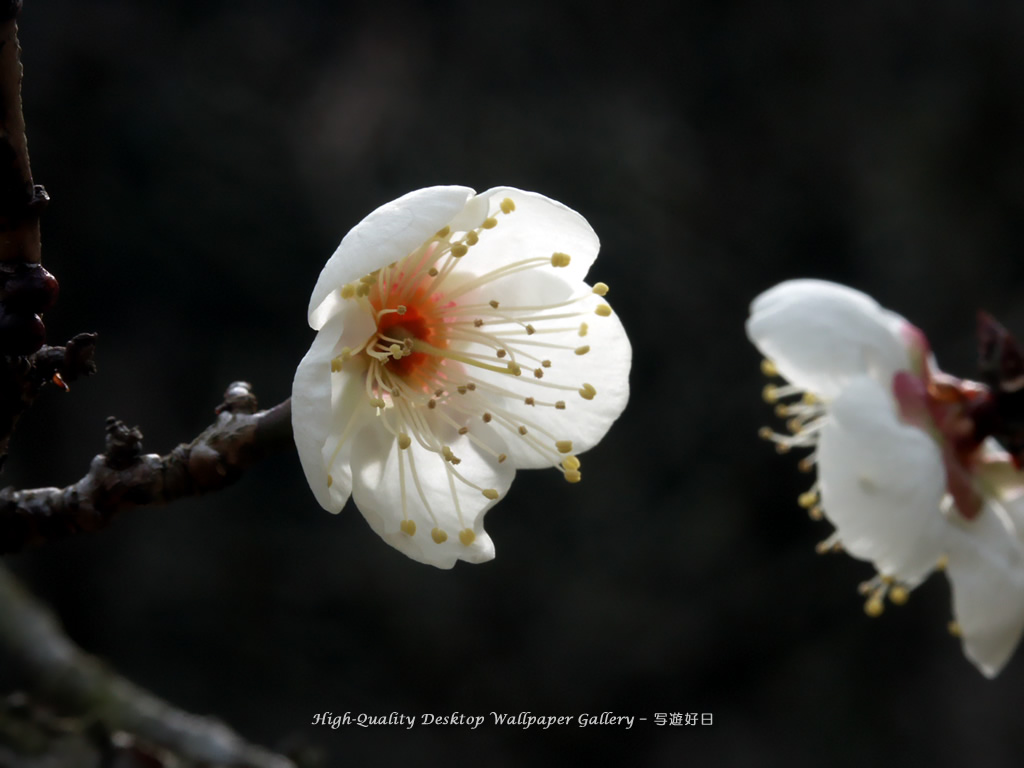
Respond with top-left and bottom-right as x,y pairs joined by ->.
0,381 -> 294,554
0,0 -> 45,267
0,562 -> 295,768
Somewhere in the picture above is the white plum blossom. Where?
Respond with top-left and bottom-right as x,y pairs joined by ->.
747,278 -> 1024,677
292,186 -> 630,569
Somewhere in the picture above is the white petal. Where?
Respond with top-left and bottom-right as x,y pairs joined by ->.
292,303 -> 377,512
349,412 -> 515,568
308,186 -> 476,329
448,187 -> 600,286
816,376 -> 947,585
945,502 -> 1024,677
746,279 -> 912,400
460,286 -> 631,468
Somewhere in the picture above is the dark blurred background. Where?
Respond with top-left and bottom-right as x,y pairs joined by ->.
6,0 -> 1024,765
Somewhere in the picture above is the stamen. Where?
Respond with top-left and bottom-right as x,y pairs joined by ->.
592,282 -> 609,296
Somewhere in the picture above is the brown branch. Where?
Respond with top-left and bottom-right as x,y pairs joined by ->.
0,562 -> 296,768
0,332 -> 97,466
0,0 -> 45,267
0,381 -> 294,555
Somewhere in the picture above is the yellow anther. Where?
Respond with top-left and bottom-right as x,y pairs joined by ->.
360,272 -> 378,283
551,252 -> 571,267
575,345 -> 590,356
786,417 -> 803,434
518,426 -> 528,435
467,383 -> 476,390
556,440 -> 573,453
459,528 -> 477,546
758,426 -> 773,440
497,349 -> 507,358
482,488 -> 500,500
542,359 -> 551,367
500,197 -> 516,214
498,453 -> 507,463
331,357 -> 343,373
489,299 -> 500,309
948,620 -> 962,637
534,368 -> 544,378
864,597 -> 885,618
356,283 -> 371,297
482,217 -> 498,229
808,506 -> 823,521
774,404 -> 790,418
482,412 -> 492,422
936,555 -> 948,571
431,527 -> 448,544
369,397 -> 386,409
776,443 -> 791,455
451,243 -> 468,258
435,225 -> 451,238
465,231 -> 479,245
524,397 -> 535,406
474,318 -> 484,327
389,344 -> 403,357
595,304 -> 612,317
427,400 -> 437,409
797,456 -> 815,472
579,383 -> 597,400
327,474 -> 333,488
561,455 -> 581,471
889,586 -> 909,605
565,470 -> 582,483
802,392 -> 818,404
762,384 -> 779,403
760,358 -> 778,377
398,433 -> 412,450
442,446 -> 460,464
526,324 -> 536,335
395,304 -> 406,315
555,400 -> 566,409
340,284 -> 356,299
400,519 -> 417,536
457,385 -> 468,394
578,322 -> 589,337
592,282 -> 609,296
797,491 -> 817,509
428,267 -> 439,277
458,426 -> 469,435
507,362 -> 522,376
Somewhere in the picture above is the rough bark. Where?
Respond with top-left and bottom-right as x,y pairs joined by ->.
0,382 -> 294,555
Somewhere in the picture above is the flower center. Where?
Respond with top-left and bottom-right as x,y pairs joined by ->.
372,297 -> 441,379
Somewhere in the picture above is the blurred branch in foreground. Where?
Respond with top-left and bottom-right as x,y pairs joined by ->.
0,562 -> 296,768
